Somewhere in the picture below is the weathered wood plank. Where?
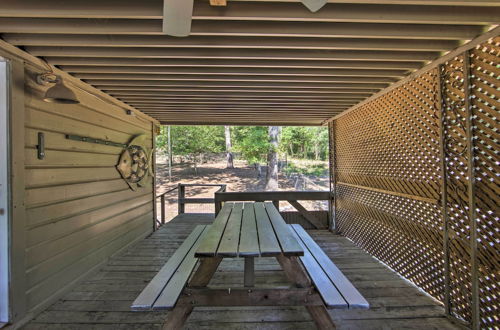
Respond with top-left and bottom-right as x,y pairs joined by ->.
238,202 -> 260,257
288,225 -> 347,308
288,200 -> 326,229
131,225 -> 206,310
152,226 -> 209,309
264,202 -> 303,256
291,224 -> 369,309
254,203 -> 281,256
195,203 -> 233,257
216,203 -> 243,257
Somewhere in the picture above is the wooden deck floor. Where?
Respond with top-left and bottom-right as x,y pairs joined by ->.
23,214 -> 459,330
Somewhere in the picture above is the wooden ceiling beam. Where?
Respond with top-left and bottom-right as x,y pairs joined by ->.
116,95 -> 364,101
129,104 -> 350,110
71,68 -> 408,78
47,58 -> 427,68
97,86 -> 376,94
3,34 -> 459,52
141,112 -> 335,118
89,78 -> 391,86
0,1 -> 497,25
157,121 -> 324,126
103,90 -> 371,97
70,73 -> 396,84
118,96 -> 361,102
124,100 -> 357,106
26,47 -> 440,61
0,19 -> 484,40
58,61 -> 423,72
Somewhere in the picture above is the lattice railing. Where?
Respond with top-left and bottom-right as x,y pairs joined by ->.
330,36 -> 499,329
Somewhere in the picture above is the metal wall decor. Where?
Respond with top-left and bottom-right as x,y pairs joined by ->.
330,36 -> 499,329
116,134 -> 153,191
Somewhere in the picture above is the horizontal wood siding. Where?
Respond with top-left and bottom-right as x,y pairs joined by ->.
23,73 -> 155,311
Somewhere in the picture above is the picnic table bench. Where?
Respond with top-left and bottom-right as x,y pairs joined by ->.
132,202 -> 368,329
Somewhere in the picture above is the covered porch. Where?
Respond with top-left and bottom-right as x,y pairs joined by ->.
23,213 -> 458,330
0,1 -> 498,329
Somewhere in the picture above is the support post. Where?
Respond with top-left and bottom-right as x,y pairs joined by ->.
464,51 -> 479,330
244,257 -> 255,287
178,183 -> 185,214
329,121 -> 337,233
437,64 -> 451,317
160,194 -> 166,224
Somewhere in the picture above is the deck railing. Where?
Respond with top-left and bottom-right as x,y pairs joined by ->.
215,190 -> 332,229
156,183 -> 226,227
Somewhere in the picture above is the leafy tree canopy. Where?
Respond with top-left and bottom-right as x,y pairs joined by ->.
232,126 -> 270,165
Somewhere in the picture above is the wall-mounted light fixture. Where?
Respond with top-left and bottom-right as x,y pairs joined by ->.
36,72 -> 80,104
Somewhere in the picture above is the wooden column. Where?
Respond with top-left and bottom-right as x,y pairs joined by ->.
437,64 -> 451,317
160,194 -> 166,224
178,183 -> 185,214
463,51 -> 479,330
244,257 -> 254,287
163,256 -> 222,329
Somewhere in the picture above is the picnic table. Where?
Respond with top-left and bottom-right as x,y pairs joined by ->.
132,202 -> 368,329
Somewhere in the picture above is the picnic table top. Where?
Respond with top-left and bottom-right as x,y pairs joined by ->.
195,202 -> 304,258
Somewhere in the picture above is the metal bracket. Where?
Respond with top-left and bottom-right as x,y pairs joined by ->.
66,134 -> 127,148
37,132 -> 45,160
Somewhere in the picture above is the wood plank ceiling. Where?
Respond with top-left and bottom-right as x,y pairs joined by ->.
1,0 -> 498,125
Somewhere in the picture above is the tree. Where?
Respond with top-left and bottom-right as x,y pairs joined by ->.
232,126 -> 269,178
265,126 -> 279,190
158,126 -> 225,174
225,126 -> 234,169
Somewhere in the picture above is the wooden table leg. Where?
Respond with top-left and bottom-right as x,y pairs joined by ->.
162,257 -> 222,329
276,255 -> 311,288
244,257 -> 255,287
162,305 -> 193,330
307,305 -> 336,330
277,255 -> 336,329
189,257 -> 223,287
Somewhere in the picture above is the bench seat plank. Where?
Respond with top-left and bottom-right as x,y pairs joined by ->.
238,202 -> 260,257
288,225 -> 348,309
153,225 -> 210,310
264,202 -> 303,256
291,224 -> 369,309
217,203 -> 243,257
195,203 -> 233,257
131,225 -> 207,310
254,203 -> 281,256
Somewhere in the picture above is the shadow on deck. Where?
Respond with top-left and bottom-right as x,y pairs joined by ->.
23,214 -> 459,330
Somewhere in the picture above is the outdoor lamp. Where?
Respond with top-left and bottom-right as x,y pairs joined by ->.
36,72 -> 80,104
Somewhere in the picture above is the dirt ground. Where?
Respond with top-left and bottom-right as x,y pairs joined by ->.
155,156 -> 329,219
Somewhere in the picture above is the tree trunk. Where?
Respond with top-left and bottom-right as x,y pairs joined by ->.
225,126 -> 234,169
167,125 -> 172,179
256,163 -> 262,179
265,126 -> 279,191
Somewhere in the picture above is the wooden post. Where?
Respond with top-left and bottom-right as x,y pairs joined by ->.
161,194 -> 166,224
464,51 -> 479,330
244,257 -> 255,287
329,121 -> 337,233
306,305 -> 336,330
276,255 -> 311,288
178,183 -> 185,214
437,63 -> 451,317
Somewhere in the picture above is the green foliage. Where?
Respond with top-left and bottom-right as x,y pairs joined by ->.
232,126 -> 270,165
156,125 -> 329,163
280,126 -> 329,160
283,161 -> 328,176
156,125 -> 225,157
